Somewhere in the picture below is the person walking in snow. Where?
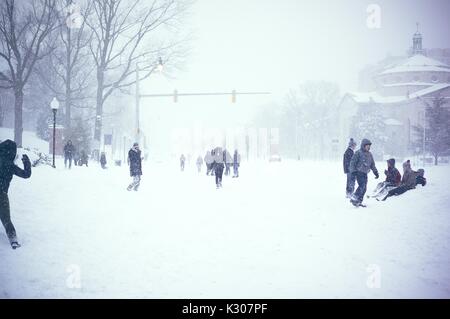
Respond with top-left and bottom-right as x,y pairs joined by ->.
196,155 -> 203,173
213,147 -> 225,188
63,140 -> 76,169
349,138 -> 379,206
127,143 -> 143,191
204,150 -> 212,175
343,138 -> 357,198
100,152 -> 107,169
369,158 -> 401,198
0,140 -> 31,249
232,149 -> 241,178
380,160 -> 419,201
224,149 -> 232,176
180,154 -> 186,172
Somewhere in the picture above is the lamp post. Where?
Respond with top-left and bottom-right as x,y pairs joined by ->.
50,97 -> 59,168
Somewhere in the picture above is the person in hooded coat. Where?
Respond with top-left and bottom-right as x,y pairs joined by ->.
370,158 -> 401,198
343,138 -> 357,198
381,160 -> 418,201
127,142 -> 143,191
0,140 -> 31,247
349,138 -> 379,206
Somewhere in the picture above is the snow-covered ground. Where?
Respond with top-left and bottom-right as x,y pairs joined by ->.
0,153 -> 449,298
0,128 -> 49,152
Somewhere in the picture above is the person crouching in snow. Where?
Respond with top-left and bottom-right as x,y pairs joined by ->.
369,158 -> 401,198
0,140 -> 31,249
127,143 -> 142,191
343,138 -> 357,198
380,160 -> 419,201
349,138 -> 379,206
416,169 -> 427,187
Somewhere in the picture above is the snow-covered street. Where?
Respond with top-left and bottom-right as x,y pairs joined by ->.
1,159 -> 449,298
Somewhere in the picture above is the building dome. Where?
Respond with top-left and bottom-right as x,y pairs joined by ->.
380,54 -> 450,75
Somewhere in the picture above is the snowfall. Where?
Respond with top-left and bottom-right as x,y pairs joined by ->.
0,128 -> 449,299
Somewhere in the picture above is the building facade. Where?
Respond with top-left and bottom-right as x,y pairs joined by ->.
338,27 -> 450,158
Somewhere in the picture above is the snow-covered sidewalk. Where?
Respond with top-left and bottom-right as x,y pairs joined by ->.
0,160 -> 449,298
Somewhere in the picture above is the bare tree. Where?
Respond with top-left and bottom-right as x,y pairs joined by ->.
35,0 -> 95,131
85,0 -> 190,149
0,0 -> 58,146
281,81 -> 340,160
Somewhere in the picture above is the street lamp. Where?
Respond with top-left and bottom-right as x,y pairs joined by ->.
50,97 -> 59,168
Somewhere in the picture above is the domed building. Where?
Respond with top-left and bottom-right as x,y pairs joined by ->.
338,26 -> 450,158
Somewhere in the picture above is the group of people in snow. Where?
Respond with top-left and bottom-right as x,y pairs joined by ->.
343,138 -> 427,207
63,140 -> 89,168
179,148 -> 241,189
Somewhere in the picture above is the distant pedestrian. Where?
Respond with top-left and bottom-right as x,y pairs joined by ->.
224,149 -> 232,176
180,154 -> 186,172
343,138 -> 357,198
213,147 -> 225,189
232,149 -> 241,178
196,155 -> 203,173
63,140 -> 75,169
127,143 -> 142,191
100,152 -> 107,169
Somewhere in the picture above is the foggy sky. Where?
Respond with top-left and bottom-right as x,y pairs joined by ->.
138,0 -> 450,152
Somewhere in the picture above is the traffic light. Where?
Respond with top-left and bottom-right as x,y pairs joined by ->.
231,90 -> 236,103
173,89 -> 178,103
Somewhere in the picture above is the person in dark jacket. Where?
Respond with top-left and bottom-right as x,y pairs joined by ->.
100,152 -> 107,169
127,143 -> 143,191
213,147 -> 225,188
180,154 -> 186,172
381,160 -> 419,201
370,158 -> 401,198
233,149 -> 241,178
196,155 -> 203,173
63,140 -> 75,169
349,138 -> 379,206
0,140 -> 31,248
343,138 -> 357,198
